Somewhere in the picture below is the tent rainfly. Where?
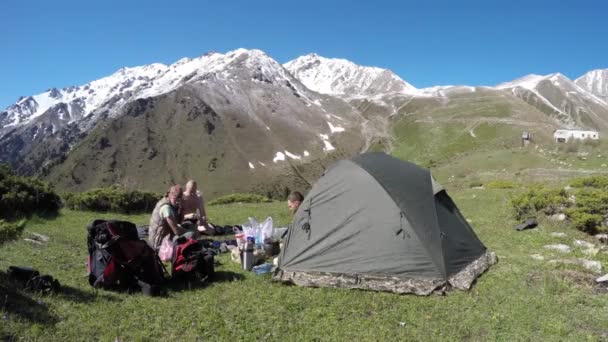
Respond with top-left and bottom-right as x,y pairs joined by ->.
273,152 -> 497,295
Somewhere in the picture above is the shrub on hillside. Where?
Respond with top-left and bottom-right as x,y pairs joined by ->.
485,180 -> 519,189
208,193 -> 272,206
511,183 -> 608,234
557,141 -> 581,153
511,186 -> 569,220
0,164 -> 61,220
0,220 -> 26,245
63,186 -> 160,214
570,176 -> 608,189
564,208 -> 605,234
583,138 -> 601,148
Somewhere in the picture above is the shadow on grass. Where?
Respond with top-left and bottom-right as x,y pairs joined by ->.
167,271 -> 245,292
56,284 -> 121,303
0,270 -> 121,326
0,272 -> 58,325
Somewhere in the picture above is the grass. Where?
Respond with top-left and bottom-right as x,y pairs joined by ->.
1,189 -> 607,341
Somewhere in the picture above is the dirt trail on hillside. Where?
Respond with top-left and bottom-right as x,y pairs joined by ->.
474,168 -> 608,182
414,117 -> 556,129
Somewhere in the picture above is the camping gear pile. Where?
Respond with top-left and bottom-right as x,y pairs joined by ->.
87,219 -> 216,296
274,152 -> 497,295
229,217 -> 280,273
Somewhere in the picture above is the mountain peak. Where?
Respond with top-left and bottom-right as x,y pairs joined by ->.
496,73 -> 573,90
575,69 -> 608,99
284,54 -> 417,97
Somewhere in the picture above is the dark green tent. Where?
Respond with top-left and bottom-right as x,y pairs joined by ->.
274,152 -> 496,295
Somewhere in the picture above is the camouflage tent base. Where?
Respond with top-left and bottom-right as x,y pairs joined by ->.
273,251 -> 497,295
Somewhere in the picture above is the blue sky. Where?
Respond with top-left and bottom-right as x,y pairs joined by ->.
1,0 -> 607,109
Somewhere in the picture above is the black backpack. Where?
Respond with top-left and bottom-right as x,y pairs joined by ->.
87,219 -> 167,296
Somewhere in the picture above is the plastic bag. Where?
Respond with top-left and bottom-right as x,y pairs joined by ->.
241,217 -> 274,244
158,235 -> 173,262
260,217 -> 273,240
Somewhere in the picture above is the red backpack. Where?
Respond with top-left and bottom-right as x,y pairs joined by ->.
171,238 -> 215,282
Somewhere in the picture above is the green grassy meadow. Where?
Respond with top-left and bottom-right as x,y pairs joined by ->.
2,188 -> 607,341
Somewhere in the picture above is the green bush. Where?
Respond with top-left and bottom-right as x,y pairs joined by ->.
208,193 -> 272,206
564,208 -> 605,234
558,141 -> 581,153
583,138 -> 601,148
63,186 -> 160,214
511,183 -> 608,234
0,164 -> 61,220
572,189 -> 608,214
570,176 -> 608,189
486,180 -> 519,189
511,186 -> 569,220
0,219 -> 26,245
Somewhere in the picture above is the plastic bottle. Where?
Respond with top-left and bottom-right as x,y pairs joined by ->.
252,263 -> 274,275
242,237 -> 255,271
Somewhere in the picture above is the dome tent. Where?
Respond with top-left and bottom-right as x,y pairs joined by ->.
273,152 -> 496,295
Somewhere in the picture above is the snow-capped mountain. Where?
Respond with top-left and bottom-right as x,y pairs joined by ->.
284,53 -> 417,98
0,49 -> 310,134
0,48 -> 365,195
496,73 -> 608,129
575,69 -> 608,101
2,47 -> 608,195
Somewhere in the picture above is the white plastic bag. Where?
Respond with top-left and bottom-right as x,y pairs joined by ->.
261,217 -> 273,240
242,217 -> 274,243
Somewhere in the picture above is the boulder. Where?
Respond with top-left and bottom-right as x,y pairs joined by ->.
548,259 -> 603,273
581,260 -> 603,274
573,240 -> 595,249
548,214 -> 566,221
596,234 -> 608,243
596,274 -> 608,283
550,232 -> 567,238
544,244 -> 571,253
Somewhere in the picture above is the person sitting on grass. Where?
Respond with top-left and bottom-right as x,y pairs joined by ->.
149,185 -> 196,250
181,179 -> 214,235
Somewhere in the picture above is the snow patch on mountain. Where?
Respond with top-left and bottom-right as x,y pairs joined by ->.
417,85 -> 477,97
319,134 -> 335,151
273,152 -> 286,163
284,150 -> 301,160
327,121 -> 345,133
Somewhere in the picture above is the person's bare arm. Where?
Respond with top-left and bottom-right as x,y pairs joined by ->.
198,195 -> 207,219
166,215 -> 186,236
